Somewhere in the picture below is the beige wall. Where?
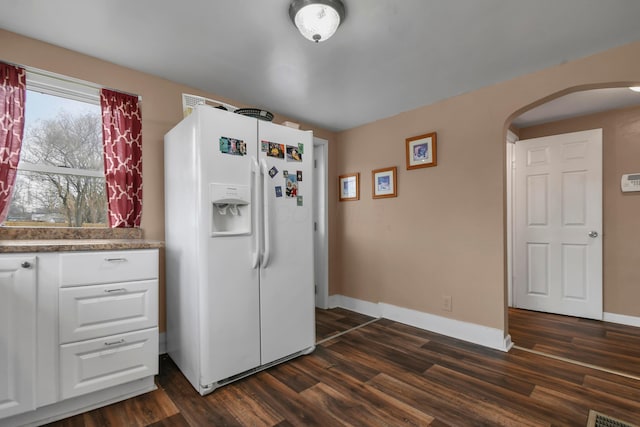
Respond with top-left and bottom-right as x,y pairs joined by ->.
332,40 -> 640,332
518,106 -> 640,316
3,28 -> 640,339
0,29 -> 337,332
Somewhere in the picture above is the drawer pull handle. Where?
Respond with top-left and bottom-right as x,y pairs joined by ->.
104,288 -> 127,293
105,258 -> 127,262
104,339 -> 125,346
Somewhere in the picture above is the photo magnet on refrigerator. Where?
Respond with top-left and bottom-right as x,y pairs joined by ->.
219,136 -> 247,156
261,140 -> 269,152
297,170 -> 302,181
286,145 -> 302,162
269,166 -> 278,178
297,196 -> 303,206
266,141 -> 285,159
283,170 -> 289,177
275,186 -> 283,197
285,174 -> 298,197
298,143 -> 304,154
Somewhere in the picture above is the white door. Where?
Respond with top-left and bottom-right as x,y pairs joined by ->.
258,121 -> 315,365
0,256 -> 36,419
197,107 -> 262,384
514,129 -> 602,319
313,138 -> 329,309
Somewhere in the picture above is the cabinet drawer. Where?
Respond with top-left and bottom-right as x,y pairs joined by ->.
60,249 -> 158,287
59,280 -> 158,344
60,328 -> 158,399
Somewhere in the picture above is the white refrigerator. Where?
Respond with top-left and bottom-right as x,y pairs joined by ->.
164,105 -> 315,395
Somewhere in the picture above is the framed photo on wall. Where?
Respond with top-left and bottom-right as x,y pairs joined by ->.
339,173 -> 359,201
372,167 -> 397,199
406,132 -> 437,170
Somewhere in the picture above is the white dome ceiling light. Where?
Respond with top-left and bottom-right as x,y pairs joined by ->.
289,0 -> 346,43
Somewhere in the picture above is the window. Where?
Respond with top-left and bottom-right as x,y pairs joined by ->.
4,71 -> 107,227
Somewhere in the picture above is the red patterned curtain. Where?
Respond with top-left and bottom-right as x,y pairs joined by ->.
0,62 -> 26,223
100,88 -> 143,228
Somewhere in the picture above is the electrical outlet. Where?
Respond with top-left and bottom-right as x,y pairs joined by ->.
442,295 -> 452,312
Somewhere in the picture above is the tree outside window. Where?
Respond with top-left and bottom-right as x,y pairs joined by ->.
5,88 -> 107,227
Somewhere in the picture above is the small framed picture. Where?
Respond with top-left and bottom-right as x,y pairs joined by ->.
406,132 -> 437,170
339,173 -> 359,202
372,167 -> 397,199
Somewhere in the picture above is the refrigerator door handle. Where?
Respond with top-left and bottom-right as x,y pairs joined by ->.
251,157 -> 260,269
260,159 -> 272,268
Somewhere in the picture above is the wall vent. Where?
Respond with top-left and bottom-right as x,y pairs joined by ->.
181,94 -> 238,117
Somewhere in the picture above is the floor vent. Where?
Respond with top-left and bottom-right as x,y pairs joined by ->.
587,410 -> 638,427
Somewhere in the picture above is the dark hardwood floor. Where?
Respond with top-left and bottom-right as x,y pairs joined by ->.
45,310 -> 640,426
315,307 -> 376,341
509,307 -> 640,378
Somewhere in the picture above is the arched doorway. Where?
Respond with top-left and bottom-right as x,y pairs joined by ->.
505,85 -> 640,378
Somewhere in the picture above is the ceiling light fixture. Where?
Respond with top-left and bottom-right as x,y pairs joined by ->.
289,0 -> 345,43
629,86 -> 640,93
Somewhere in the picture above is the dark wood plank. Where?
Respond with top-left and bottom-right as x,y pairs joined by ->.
146,413 -> 190,427
327,328 -> 434,373
234,371 -> 341,427
582,374 -> 640,401
509,307 -> 640,377
320,326 -> 553,425
368,372 -> 544,427
309,342 -> 381,383
156,355 -> 243,426
44,385 -> 179,427
263,358 -> 319,393
210,383 -> 284,426
44,313 -> 640,427
295,346 -> 436,426
315,307 -> 375,341
300,381 -> 433,427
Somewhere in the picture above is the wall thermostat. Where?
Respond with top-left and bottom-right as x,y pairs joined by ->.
621,173 -> 640,192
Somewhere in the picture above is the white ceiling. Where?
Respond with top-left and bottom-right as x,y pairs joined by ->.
512,87 -> 640,128
1,0 -> 640,132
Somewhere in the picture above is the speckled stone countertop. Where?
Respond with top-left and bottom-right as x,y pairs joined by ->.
0,227 -> 164,253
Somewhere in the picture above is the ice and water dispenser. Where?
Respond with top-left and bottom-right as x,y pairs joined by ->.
210,183 -> 250,236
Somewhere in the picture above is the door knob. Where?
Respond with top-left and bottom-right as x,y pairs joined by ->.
21,261 -> 32,269
588,231 -> 599,238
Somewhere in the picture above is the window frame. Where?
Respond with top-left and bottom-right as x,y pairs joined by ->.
4,68 -> 108,227
20,69 -> 104,179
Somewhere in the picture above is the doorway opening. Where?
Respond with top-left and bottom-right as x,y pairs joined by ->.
313,137 -> 329,310
505,85 -> 640,377
312,137 -> 379,342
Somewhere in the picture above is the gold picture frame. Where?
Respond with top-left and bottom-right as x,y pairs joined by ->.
372,167 -> 397,199
406,132 -> 437,170
339,173 -> 359,201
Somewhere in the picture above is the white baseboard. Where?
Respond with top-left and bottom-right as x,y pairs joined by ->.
328,294 -> 382,318
603,312 -> 640,328
327,294 -> 511,352
380,303 -> 511,352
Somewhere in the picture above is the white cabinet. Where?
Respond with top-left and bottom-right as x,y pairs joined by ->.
0,248 -> 159,427
59,250 -> 158,287
59,279 -> 158,344
60,328 -> 158,399
57,249 -> 159,398
0,256 -> 36,420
